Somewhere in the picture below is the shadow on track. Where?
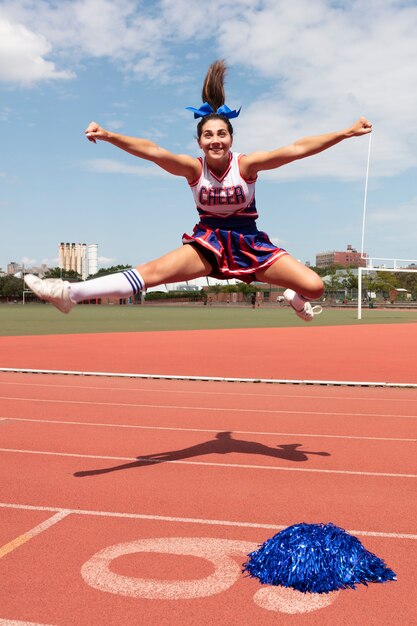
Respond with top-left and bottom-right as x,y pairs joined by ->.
74,431 -> 330,477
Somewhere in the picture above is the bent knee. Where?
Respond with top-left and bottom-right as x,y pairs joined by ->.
303,276 -> 324,300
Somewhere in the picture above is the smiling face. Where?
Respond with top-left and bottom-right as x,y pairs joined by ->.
197,118 -> 233,171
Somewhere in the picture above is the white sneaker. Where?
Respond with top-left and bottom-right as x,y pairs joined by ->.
24,274 -> 76,314
283,289 -> 323,322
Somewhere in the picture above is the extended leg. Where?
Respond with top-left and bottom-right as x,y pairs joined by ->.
25,245 -> 212,314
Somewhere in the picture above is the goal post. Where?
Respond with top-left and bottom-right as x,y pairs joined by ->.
357,134 -> 417,318
357,262 -> 417,319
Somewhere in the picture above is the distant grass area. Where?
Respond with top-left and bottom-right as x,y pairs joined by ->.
0,302 -> 416,336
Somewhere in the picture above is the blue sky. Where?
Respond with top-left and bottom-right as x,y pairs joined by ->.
1,0 -> 417,275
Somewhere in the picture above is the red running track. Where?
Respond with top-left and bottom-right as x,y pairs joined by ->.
0,323 -> 417,383
0,372 -> 416,625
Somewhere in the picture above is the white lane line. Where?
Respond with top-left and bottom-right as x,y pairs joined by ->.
0,502 -> 416,540
1,379 -> 416,403
0,617 -> 54,626
1,447 -> 416,478
0,510 -> 69,559
1,367 -> 416,388
5,416 -> 416,443
1,396 -> 416,419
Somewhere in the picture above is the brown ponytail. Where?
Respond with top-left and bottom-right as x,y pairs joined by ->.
201,59 -> 227,111
197,59 -> 234,139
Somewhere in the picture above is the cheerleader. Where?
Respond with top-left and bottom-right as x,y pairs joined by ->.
25,60 -> 372,321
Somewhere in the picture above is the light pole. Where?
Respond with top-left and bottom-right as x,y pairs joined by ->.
22,264 -> 26,305
13,264 -> 27,305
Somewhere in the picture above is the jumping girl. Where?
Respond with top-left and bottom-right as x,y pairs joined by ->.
25,60 -> 372,321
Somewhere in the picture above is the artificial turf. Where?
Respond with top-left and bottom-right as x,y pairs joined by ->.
0,302 -> 415,336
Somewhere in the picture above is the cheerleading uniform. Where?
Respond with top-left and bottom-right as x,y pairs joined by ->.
182,151 -> 287,283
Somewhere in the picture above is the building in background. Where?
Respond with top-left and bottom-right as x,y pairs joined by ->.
316,244 -> 368,269
7,262 -> 21,275
58,243 -> 98,279
87,244 -> 98,276
7,261 -> 48,277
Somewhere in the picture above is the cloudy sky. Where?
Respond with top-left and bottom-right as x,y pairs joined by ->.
1,0 -> 417,274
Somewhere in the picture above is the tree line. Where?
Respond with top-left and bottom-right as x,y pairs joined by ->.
1,264 -> 417,301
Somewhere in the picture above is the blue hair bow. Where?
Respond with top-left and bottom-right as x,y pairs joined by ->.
186,102 -> 241,119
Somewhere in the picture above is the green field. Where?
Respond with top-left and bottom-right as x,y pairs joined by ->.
0,303 -> 415,336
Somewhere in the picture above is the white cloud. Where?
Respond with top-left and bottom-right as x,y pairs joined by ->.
159,0 -> 256,40
98,255 -> 116,265
20,256 -> 37,265
41,257 -> 59,266
82,158 -> 168,176
105,119 -> 126,131
0,106 -> 13,121
0,0 -> 169,82
1,0 -> 417,181
0,17 -> 73,85
218,0 -> 417,180
362,196 -> 417,261
270,236 -> 287,247
369,197 -> 417,226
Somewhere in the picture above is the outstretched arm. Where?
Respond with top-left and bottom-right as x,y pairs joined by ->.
85,121 -> 200,182
241,117 -> 372,179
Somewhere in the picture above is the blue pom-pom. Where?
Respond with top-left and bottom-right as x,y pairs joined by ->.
243,523 -> 396,594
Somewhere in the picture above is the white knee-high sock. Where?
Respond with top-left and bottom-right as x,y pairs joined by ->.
68,269 -> 145,303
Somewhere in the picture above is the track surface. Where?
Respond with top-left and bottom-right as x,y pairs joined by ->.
1,325 -> 416,624
0,323 -> 416,383
1,368 -> 416,625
